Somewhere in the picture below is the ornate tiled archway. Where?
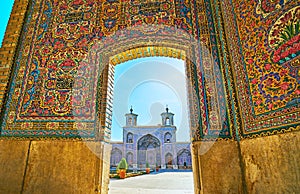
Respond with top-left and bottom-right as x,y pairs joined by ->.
0,0 -> 299,193
137,134 -> 161,167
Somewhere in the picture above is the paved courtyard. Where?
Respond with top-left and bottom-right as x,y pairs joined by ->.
109,172 -> 194,194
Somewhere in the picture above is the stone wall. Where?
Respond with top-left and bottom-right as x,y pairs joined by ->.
2,134 -> 298,193
192,141 -> 244,194
0,140 -> 29,193
191,132 -> 300,194
0,140 -> 111,194
240,131 -> 300,193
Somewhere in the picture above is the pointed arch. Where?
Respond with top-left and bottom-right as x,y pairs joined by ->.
137,134 -> 161,167
165,152 -> 173,168
126,132 -> 133,143
110,147 -> 122,167
126,152 -> 134,168
177,149 -> 192,168
164,132 -> 172,143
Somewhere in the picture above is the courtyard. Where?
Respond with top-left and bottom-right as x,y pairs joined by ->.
109,171 -> 194,194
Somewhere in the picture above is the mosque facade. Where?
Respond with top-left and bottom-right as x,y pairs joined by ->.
110,107 -> 192,169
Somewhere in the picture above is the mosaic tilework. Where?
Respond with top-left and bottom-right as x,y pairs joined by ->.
1,0 -> 101,139
6,0 -> 294,141
222,0 -> 300,138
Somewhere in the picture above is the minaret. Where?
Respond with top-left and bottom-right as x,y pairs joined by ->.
125,106 -> 138,127
161,105 -> 174,126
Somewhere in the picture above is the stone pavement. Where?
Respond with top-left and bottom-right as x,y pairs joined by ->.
108,172 -> 194,194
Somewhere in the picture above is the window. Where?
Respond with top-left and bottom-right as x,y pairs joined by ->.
127,132 -> 133,143
164,132 -> 172,143
165,117 -> 170,125
128,118 -> 133,125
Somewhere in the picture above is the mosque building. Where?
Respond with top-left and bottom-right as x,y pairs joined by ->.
110,107 -> 192,170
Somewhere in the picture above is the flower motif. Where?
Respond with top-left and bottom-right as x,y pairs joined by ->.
268,103 -> 273,110
248,58 -> 254,64
280,69 -> 288,76
273,54 -> 281,63
265,78 -> 273,86
61,59 -> 75,67
281,50 -> 290,58
280,82 -> 289,90
261,0 -> 279,13
265,63 -> 271,71
280,12 -> 292,24
251,78 -> 258,84
54,41 -> 64,50
73,0 -> 84,6
256,99 -> 262,105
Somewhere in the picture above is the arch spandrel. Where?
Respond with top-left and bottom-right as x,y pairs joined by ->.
0,0 -> 249,142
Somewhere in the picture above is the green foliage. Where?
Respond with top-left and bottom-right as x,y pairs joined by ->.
117,158 -> 128,170
146,161 -> 150,168
296,21 -> 300,35
280,21 -> 300,42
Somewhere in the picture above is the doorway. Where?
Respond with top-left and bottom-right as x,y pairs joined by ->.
107,55 -> 195,193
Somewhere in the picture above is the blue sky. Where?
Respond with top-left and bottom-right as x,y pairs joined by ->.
0,2 -> 190,142
112,57 -> 190,142
0,0 -> 14,46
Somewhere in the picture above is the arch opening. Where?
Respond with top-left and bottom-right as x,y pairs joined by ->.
177,149 -> 192,169
110,148 -> 122,168
164,132 -> 172,143
137,134 -> 161,168
126,132 -> 133,143
101,41 -> 199,193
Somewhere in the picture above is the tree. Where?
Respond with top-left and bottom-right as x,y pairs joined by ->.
117,158 -> 128,170
117,158 -> 128,179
